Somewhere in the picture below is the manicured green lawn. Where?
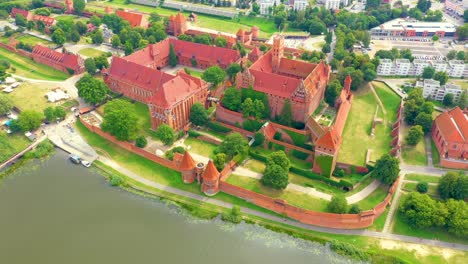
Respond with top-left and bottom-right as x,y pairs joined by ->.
346,174 -> 375,196
226,174 -> 329,211
405,173 -> 440,184
368,208 -> 389,232
54,15 -> 88,24
188,69 -> 204,78
401,126 -> 427,166
0,47 -> 69,81
403,182 -> 439,197
78,48 -> 105,58
251,146 -> 311,170
6,82 -> 61,112
16,34 -> 52,46
392,210 -> 468,244
0,133 -> 30,163
243,159 -> 265,173
431,139 -> 441,166
355,185 -> 389,210
184,137 -> 217,158
338,82 -> 401,165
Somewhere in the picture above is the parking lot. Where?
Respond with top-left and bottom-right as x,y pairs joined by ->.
368,38 -> 458,59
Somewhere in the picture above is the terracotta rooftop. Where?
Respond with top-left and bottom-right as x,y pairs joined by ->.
179,151 -> 196,171
151,72 -> 204,109
434,107 -> 468,143
250,47 -> 262,56
32,45 -> 82,71
202,160 -> 219,180
33,15 -> 55,26
11,8 -> 30,19
116,10 -> 146,28
315,128 -> 340,151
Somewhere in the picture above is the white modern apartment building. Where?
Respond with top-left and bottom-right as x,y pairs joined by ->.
377,59 -> 393,76
257,0 -> 280,15
394,59 -> 411,76
417,79 -> 464,102
410,59 -> 430,76
430,60 -> 448,73
291,0 -> 309,11
448,60 -> 466,78
322,0 -> 349,9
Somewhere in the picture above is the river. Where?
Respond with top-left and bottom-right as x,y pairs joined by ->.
0,151 -> 353,264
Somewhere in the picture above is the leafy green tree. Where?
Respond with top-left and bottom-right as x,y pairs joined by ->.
111,35 -> 121,48
202,66 -> 226,86
420,101 -> 434,115
84,58 -> 97,75
218,132 -> 248,159
222,87 -> 242,111
261,164 -> 289,189
0,94 -> 13,116
456,51 -> 465,61
399,192 -> 447,228
322,43 -> 331,53
91,30 -> 104,44
458,90 -> 468,109
348,204 -> 361,214
15,14 -> 27,27
416,0 -> 431,13
155,124 -> 175,145
431,35 -> 439,42
124,41 -> 134,55
213,153 -> 226,171
194,34 -> 212,45
76,74 -> 109,105
54,106 -> 66,120
226,63 -> 241,80
308,19 -> 326,35
422,66 -> 435,79
149,12 -> 162,23
328,195 -> 348,214
253,132 -> 265,147
94,55 -> 109,70
273,7 -> 287,30
416,182 -> 428,193
52,28 -> 66,45
374,154 -> 400,185
44,107 -> 56,122
73,0 -> 86,15
266,151 -> 291,171
438,172 -> 468,200
325,80 -> 342,106
89,15 -> 102,27
189,103 -> 208,126
135,136 -> 147,148
443,93 -> 454,107
414,112 -> 432,134
36,20 -> 45,32
253,99 -> 264,120
11,110 -> 44,132
433,71 -> 448,85
406,125 -> 423,146
214,36 -> 227,47
446,50 -> 457,60
26,20 -> 35,31
241,98 -> 255,117
465,10 -> 468,23
75,21 -> 87,35
277,99 -> 293,126
178,34 -> 193,42
101,99 -> 138,140
168,43 -> 178,67
69,30 -> 81,43
445,199 -> 468,237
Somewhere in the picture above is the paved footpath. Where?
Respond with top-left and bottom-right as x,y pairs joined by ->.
97,156 -> 468,251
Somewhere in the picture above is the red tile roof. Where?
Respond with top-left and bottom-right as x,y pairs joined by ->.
11,8 -> 30,19
116,10 -> 146,28
434,107 -> 468,143
33,15 -> 55,26
170,39 -> 240,66
278,57 -> 315,78
179,151 -> 196,171
250,47 -> 262,57
203,160 -> 219,180
250,69 -> 301,98
151,72 -> 204,108
32,45 -> 82,71
315,128 -> 340,151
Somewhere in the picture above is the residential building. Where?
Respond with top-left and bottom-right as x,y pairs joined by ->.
430,60 -> 448,73
410,59 -> 430,76
377,59 -> 393,76
444,0 -> 468,16
290,0 -> 309,11
370,18 -> 456,38
394,59 -> 411,76
31,45 -> 84,74
432,107 -> 468,167
448,60 -> 465,78
257,0 -> 281,15
324,0 -> 341,9
417,79 -> 463,102
115,10 -> 148,28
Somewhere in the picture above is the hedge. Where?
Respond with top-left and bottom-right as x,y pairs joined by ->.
242,119 -> 263,132
273,143 -> 285,151
188,129 -> 201,138
291,149 -> 309,160
248,150 -> 267,162
207,121 -> 232,133
284,130 -> 307,147
290,166 -> 352,189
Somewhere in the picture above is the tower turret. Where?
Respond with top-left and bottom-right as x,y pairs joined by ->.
271,35 -> 284,73
180,151 -> 196,183
201,160 -> 220,196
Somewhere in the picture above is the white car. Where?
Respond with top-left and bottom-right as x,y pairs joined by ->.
81,160 -> 92,168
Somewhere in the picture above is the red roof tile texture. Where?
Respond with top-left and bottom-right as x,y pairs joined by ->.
32,45 -> 82,72
434,107 -> 468,143
203,160 -> 219,180
116,10 -> 147,28
179,151 -> 196,171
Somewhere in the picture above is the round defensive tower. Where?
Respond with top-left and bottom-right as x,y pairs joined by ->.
180,152 -> 196,183
251,26 -> 259,39
201,160 -> 220,196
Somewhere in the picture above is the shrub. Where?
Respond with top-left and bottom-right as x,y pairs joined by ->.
248,150 -> 267,162
207,121 -> 231,133
165,146 -> 186,161
24,140 -> 54,159
135,136 -> 147,148
333,168 -> 345,178
188,129 -> 201,138
242,119 -> 263,132
416,181 -> 428,193
252,132 -> 265,147
273,143 -> 285,151
273,132 -> 282,140
348,204 -> 361,214
329,240 -> 370,261
110,175 -> 124,186
291,149 -> 309,160
327,195 -> 347,213
221,205 -> 242,223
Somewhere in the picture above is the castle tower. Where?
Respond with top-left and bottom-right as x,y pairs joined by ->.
65,0 -> 74,13
251,26 -> 259,39
248,47 -> 263,63
201,160 -> 220,196
344,74 -> 352,93
180,151 -> 197,183
271,35 -> 284,73
172,13 -> 187,37
236,29 -> 245,43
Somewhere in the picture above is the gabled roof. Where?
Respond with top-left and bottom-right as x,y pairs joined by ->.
116,10 -> 146,28
32,45 -> 82,71
151,72 -> 203,109
435,107 -> 468,143
11,8 -> 30,19
33,15 -> 55,26
315,128 -> 340,151
278,57 -> 315,78
306,116 -> 325,139
202,160 -> 219,180
179,151 -> 196,171
173,12 -> 186,23
250,47 -> 262,56
170,39 -> 240,66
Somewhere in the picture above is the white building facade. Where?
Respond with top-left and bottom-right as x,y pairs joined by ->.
377,59 -> 468,78
417,79 -> 463,102
448,60 -> 466,78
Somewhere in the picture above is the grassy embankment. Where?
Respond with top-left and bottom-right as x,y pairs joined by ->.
338,82 -> 401,165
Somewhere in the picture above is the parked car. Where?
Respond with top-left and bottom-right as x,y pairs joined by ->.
81,160 -> 91,168
69,154 -> 81,164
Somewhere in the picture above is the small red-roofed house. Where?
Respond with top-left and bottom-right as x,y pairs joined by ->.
115,10 -> 148,28
31,45 -> 84,74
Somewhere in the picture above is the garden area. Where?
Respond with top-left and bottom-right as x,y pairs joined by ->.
78,48 -> 106,58
338,82 -> 401,165
0,47 -> 69,81
401,124 -> 427,166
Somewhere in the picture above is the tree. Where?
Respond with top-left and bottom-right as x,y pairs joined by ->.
178,34 -> 193,42
91,30 -> 104,44
447,50 -> 457,60
456,51 -> 465,61
349,204 -> 361,214
465,10 -> 468,23
325,80 -> 342,106
399,192 -> 447,229
11,110 -> 44,132
76,74 -> 109,105
406,125 -> 423,146
414,112 -> 432,134
26,20 -> 35,31
222,87 -> 242,111
362,63 -> 377,82
73,0 -> 86,15
43,107 -> 56,122
420,101 -> 434,115
445,199 -> 468,237
214,36 -> 227,47
94,55 -> 109,70
89,15 -> 101,27
194,34 -> 212,45
155,124 -> 175,145
421,66 -> 435,79
273,8 -> 287,30
75,21 -> 87,35
201,66 -> 226,86
135,136 -> 147,148
0,94 -> 13,116
431,35 -> 439,42
266,151 -> 290,171
167,43 -> 177,67
226,63 -> 241,80
124,41 -> 134,56
416,182 -> 428,193
433,71 -> 448,85
213,153 -> 226,171
328,195 -> 348,214
189,103 -> 208,126
52,28 -> 66,45
241,98 -> 255,117
253,99 -> 264,120
101,100 -> 138,141
438,172 -> 468,200
253,132 -> 265,147
456,24 -> 468,41
277,99 -> 293,127
308,19 -> 326,35
54,106 -> 66,120
458,90 -> 468,109
366,0 -> 382,9
15,14 -> 27,27
149,12 -> 162,23
374,154 -> 400,185
443,93 -> 454,107
252,2 -> 260,14
84,58 -> 97,75
416,0 -> 431,13
261,163 -> 289,190
322,43 -> 331,53
111,35 -> 121,48
218,132 -> 248,158
36,20 -> 45,33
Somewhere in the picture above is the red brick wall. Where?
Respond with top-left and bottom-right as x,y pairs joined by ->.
197,135 -> 222,145
335,162 -> 369,174
215,104 -> 245,126
0,42 -> 16,52
440,159 -> 468,170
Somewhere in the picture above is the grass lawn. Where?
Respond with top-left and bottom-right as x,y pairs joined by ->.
243,159 -> 265,173
226,174 -> 329,211
355,185 -> 389,210
431,138 -> 441,166
405,173 -> 440,184
184,137 -> 217,158
0,133 -> 30,163
403,182 -> 439,197
288,172 -> 346,195
368,208 -> 389,232
188,69 -> 204,78
392,210 -> 468,245
251,146 -> 311,170
5,82 -> 67,112
0,47 -> 69,81
78,48 -> 105,58
346,175 -> 375,196
54,15 -> 88,24
401,126 -> 427,166
338,82 -> 401,165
